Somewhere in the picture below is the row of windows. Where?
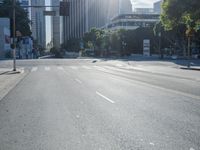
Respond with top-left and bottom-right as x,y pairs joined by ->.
112,14 -> 160,21
107,21 -> 157,28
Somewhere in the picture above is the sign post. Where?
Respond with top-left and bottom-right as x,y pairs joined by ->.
143,39 -> 150,56
13,0 -> 16,71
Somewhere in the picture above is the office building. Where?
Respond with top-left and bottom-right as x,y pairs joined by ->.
106,14 -> 160,30
62,0 -> 87,41
154,0 -> 164,14
31,0 -> 46,48
51,0 -> 61,48
119,0 -> 132,14
0,18 -> 11,58
133,8 -> 154,14
62,0 -> 132,41
18,0 -> 29,11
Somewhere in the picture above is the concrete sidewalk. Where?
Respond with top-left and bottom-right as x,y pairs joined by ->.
0,68 -> 26,101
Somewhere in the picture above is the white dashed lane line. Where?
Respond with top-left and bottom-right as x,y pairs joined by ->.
75,79 -> 82,84
96,91 -> 115,104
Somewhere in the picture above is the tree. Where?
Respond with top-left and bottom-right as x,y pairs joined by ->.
0,0 -> 32,37
161,0 -> 200,57
83,28 -> 105,55
64,38 -> 81,52
161,0 -> 200,31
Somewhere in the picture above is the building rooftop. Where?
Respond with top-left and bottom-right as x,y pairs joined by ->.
111,13 -> 160,21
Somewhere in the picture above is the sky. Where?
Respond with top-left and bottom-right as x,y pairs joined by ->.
45,0 -> 160,44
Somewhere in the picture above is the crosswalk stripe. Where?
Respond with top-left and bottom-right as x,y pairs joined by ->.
82,65 -> 91,69
45,67 -> 50,71
31,67 -> 38,72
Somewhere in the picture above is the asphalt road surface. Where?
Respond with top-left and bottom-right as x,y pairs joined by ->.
0,59 -> 200,150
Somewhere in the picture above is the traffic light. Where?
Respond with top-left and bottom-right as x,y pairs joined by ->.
60,1 -> 70,16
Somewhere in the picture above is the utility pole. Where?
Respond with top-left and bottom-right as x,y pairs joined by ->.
187,36 -> 191,68
13,0 -> 16,71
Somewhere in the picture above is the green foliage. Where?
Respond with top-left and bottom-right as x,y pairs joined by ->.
161,0 -> 200,31
0,0 -> 31,36
63,38 -> 81,52
83,28 -> 105,49
83,27 -> 159,56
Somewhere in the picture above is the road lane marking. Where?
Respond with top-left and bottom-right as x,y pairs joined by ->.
116,64 -> 123,67
94,66 -> 107,71
75,79 -> 82,84
45,67 -> 50,71
96,91 -> 115,104
82,65 -> 91,69
70,66 -> 78,70
31,67 -> 38,72
98,67 -> 200,100
57,66 -> 64,70
20,68 -> 25,74
149,142 -> 155,146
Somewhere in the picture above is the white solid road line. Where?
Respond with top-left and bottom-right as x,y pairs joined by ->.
75,79 -> 82,84
96,91 -> 115,104
31,67 -> 38,72
45,67 -> 50,71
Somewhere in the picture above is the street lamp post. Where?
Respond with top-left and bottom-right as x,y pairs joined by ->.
158,32 -> 163,59
187,36 -> 191,68
13,0 -> 16,71
186,28 -> 194,68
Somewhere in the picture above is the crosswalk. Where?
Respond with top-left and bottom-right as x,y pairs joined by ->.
31,67 -> 38,72
24,65 -> 138,73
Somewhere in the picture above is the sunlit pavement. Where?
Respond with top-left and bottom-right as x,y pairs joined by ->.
0,59 -> 200,150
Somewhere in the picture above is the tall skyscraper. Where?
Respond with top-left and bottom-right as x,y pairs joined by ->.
62,0 -> 132,42
119,0 -> 132,14
51,0 -> 61,48
62,0 -> 87,42
31,0 -> 46,48
154,0 -> 164,14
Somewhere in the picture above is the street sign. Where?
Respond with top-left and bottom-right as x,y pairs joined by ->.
43,11 -> 56,16
143,39 -> 150,56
